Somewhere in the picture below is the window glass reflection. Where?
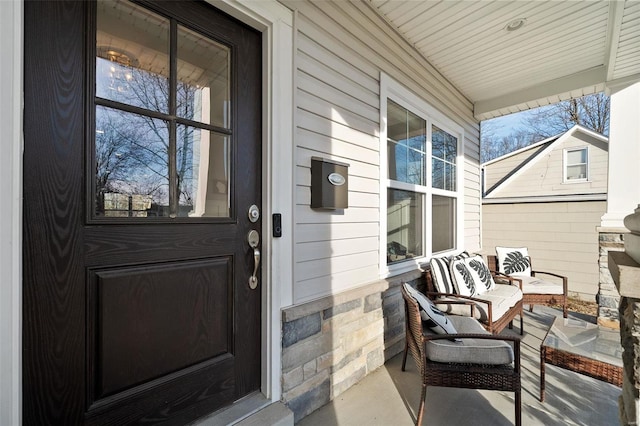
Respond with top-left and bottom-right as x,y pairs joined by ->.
95,106 -> 169,217
432,195 -> 456,253
432,126 -> 457,191
177,25 -> 230,129
177,125 -> 230,217
387,189 -> 423,264
96,0 -> 170,113
94,0 -> 234,220
387,100 -> 426,186
566,148 -> 588,180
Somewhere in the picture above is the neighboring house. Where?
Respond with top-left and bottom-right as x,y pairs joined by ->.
2,2 -> 639,426
482,125 -> 609,300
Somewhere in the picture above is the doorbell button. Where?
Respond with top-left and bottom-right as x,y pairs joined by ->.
273,213 -> 282,238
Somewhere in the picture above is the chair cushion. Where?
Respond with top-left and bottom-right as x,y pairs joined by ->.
473,284 -> 523,321
517,276 -> 564,295
434,297 -> 482,320
496,246 -> 532,277
424,316 -> 514,365
436,284 -> 522,323
403,283 -> 457,335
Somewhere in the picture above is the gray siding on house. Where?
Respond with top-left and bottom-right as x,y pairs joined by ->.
283,0 -> 481,303
482,201 -> 606,299
486,132 -> 608,199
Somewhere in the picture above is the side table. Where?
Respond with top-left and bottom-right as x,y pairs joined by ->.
540,316 -> 623,402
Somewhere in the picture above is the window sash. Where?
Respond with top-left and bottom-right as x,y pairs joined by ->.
381,82 -> 463,272
386,189 -> 424,264
565,148 -> 588,181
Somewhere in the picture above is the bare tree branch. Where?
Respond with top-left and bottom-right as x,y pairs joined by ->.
481,93 -> 609,163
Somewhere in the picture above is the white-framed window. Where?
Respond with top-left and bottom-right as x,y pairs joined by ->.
564,147 -> 589,182
380,74 -> 464,275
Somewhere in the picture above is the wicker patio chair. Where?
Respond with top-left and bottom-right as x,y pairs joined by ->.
401,285 -> 521,426
424,264 -> 524,335
488,254 -> 568,318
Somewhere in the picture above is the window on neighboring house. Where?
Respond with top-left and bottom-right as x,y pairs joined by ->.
565,147 -> 588,181
381,76 -> 464,272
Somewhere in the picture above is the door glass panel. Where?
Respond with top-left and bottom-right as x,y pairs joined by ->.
95,106 -> 170,217
96,0 -> 170,113
177,125 -> 230,217
94,0 -> 235,221
177,25 -> 230,129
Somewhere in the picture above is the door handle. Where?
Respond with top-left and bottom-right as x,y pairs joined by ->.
247,230 -> 260,289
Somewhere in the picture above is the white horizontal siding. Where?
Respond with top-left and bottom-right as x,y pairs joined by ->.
296,222 -> 379,243
281,0 -> 480,303
482,201 -> 606,299
296,237 -> 380,262
484,146 -> 543,191
295,265 -> 380,302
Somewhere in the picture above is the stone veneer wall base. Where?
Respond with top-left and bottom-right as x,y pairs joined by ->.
280,269 -> 423,422
598,228 -> 627,329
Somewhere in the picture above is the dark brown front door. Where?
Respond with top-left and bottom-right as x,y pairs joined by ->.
23,1 -> 262,424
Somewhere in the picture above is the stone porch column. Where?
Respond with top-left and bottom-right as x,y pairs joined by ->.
609,206 -> 640,425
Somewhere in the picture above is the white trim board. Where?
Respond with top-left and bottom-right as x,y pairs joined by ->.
1,0 -> 23,425
483,193 -> 607,204
214,0 -> 295,405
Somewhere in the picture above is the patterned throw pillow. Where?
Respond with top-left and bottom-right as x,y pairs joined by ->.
496,246 -> 532,277
449,257 -> 476,297
465,255 -> 496,293
449,255 -> 496,296
429,251 -> 470,294
403,283 -> 457,335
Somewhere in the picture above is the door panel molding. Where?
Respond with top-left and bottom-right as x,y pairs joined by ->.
88,258 -> 233,401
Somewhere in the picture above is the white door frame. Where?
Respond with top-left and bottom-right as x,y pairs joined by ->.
211,0 -> 295,402
1,0 -> 23,424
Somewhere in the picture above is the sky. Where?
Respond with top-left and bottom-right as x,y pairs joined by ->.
482,109 -> 538,140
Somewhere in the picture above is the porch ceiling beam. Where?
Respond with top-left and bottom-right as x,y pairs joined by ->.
604,0 -> 625,82
606,72 -> 640,92
473,66 -> 606,121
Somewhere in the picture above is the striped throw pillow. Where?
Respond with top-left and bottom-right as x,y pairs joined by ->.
430,257 -> 455,294
429,251 -> 470,294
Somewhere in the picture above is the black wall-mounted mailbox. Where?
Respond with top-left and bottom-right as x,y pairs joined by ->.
311,157 -> 349,209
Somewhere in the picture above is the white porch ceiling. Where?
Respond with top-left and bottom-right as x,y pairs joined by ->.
369,0 -> 640,120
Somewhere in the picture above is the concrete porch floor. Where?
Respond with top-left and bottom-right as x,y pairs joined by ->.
298,306 -> 621,426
